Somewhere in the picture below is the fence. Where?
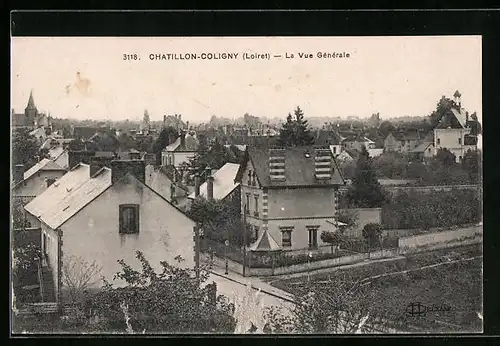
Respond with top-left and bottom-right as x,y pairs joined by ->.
398,225 -> 482,249
202,226 -> 481,277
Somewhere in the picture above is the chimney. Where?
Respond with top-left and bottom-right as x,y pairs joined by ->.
269,148 -> 286,181
195,174 -> 201,197
180,130 -> 186,148
207,175 -> 214,201
13,164 -> 25,183
314,148 -> 332,180
111,160 -> 145,184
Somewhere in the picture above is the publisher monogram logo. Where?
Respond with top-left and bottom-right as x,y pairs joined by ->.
405,302 -> 452,317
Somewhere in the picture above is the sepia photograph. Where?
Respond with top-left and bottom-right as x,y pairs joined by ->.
10,36 -> 483,335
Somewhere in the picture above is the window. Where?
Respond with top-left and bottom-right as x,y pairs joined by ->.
333,147 -> 336,154
245,194 -> 250,213
307,226 -> 319,248
254,226 -> 260,240
281,228 -> 293,248
247,170 -> 253,185
254,195 -> 259,217
437,138 -> 441,145
458,138 -> 462,145
119,204 -> 140,234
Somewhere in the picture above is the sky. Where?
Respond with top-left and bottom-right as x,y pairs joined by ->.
11,36 -> 482,124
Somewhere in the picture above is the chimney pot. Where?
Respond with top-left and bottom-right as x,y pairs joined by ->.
207,175 -> 214,201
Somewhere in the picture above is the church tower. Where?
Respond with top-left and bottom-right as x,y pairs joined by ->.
24,90 -> 38,124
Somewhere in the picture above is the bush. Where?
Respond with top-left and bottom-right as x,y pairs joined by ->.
382,189 -> 481,230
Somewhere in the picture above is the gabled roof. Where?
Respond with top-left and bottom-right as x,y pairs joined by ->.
29,127 -> 46,138
436,107 -> 468,130
37,167 -> 113,229
25,163 -> 92,221
48,147 -> 66,161
236,146 -> 345,188
248,230 -> 281,252
188,163 -> 240,200
411,141 -> 434,153
165,137 -> 181,151
23,159 -> 66,181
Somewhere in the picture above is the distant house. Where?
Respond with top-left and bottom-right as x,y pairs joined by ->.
315,130 -> 343,155
71,126 -> 101,140
235,146 -> 346,251
161,131 -> 199,168
367,148 -> 384,158
48,147 -> 70,170
187,163 -> 241,208
29,127 -> 47,145
434,92 -> 478,162
411,141 -> 435,162
145,164 -> 190,209
24,160 -> 196,302
342,135 -> 375,151
336,149 -> 357,164
384,130 -> 422,153
12,159 -> 67,204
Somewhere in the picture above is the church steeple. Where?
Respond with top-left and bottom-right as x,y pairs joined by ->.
26,89 -> 37,111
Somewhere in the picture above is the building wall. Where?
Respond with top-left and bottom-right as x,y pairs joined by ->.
41,222 -> 60,300
54,151 -> 70,170
434,128 -> 473,162
342,208 -> 382,238
60,177 -> 196,289
161,151 -> 196,167
145,165 -> 174,201
384,134 -> 401,152
13,170 -> 66,198
266,187 -> 338,250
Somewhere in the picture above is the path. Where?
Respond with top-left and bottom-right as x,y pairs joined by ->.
264,255 -> 406,283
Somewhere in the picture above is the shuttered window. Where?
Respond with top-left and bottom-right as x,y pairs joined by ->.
119,204 -> 140,234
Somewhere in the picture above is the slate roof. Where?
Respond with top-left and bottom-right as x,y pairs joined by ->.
25,163 -> 92,221
237,146 -> 345,188
411,141 -> 434,153
248,230 -> 281,252
37,167 -> 113,229
436,107 -> 468,130
188,163 -> 240,200
23,159 -> 66,181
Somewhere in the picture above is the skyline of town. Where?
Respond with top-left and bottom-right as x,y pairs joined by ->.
11,36 -> 481,123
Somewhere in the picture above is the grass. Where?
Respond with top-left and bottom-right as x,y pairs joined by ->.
269,244 -> 483,333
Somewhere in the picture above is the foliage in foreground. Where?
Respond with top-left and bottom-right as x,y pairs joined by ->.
263,275 -> 391,334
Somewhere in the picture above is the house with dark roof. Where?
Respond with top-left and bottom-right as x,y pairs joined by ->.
383,129 -> 423,154
434,92 -> 479,162
234,145 -> 346,251
161,130 -> 199,168
24,160 -> 196,302
12,159 -> 67,205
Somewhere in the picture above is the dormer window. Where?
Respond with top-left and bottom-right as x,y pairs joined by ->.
247,170 -> 252,185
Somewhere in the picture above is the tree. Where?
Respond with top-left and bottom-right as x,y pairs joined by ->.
152,127 -> 178,154
278,106 -> 314,147
83,251 -> 236,333
320,231 -> 345,254
378,121 -> 396,139
429,95 -> 454,128
62,255 -> 102,304
263,275 -> 390,334
12,128 -> 42,168
345,146 -> 386,208
462,149 -> 481,184
433,148 -> 456,168
362,223 -> 383,248
335,209 -> 359,230
68,139 -> 86,151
